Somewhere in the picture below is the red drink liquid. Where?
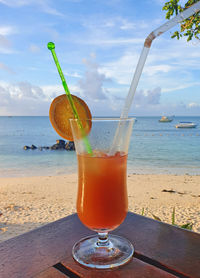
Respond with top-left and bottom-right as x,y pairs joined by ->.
77,151 -> 128,231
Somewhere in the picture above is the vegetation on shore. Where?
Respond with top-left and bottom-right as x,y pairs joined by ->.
163,0 -> 200,41
142,207 -> 193,230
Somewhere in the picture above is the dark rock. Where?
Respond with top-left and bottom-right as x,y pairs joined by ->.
56,139 -> 66,145
24,140 -> 75,151
23,146 -> 31,150
51,143 -> 65,150
31,144 -> 37,149
50,144 -> 59,150
50,139 -> 67,150
65,141 -> 75,151
24,145 -> 37,150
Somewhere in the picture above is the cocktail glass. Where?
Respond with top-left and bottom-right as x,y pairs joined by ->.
70,118 -> 135,269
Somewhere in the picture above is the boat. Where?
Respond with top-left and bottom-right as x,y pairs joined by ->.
175,122 -> 197,128
159,116 -> 173,122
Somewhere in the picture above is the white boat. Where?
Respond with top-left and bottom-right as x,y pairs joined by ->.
175,122 -> 197,128
159,116 -> 173,122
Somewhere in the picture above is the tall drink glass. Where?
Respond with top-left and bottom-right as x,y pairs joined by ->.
70,118 -> 134,269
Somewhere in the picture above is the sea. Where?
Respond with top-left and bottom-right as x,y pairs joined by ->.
0,116 -> 200,177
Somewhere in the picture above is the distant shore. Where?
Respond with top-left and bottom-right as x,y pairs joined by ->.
0,173 -> 200,242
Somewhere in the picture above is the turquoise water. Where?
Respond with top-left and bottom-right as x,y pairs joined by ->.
0,116 -> 200,177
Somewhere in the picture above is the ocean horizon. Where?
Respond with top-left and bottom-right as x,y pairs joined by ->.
0,115 -> 200,177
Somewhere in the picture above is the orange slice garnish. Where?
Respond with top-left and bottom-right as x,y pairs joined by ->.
49,94 -> 92,141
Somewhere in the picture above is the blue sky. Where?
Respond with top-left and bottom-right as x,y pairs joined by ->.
0,0 -> 200,116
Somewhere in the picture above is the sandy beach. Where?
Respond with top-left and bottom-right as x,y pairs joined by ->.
0,174 -> 200,242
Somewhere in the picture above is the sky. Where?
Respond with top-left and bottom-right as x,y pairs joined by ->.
0,0 -> 200,116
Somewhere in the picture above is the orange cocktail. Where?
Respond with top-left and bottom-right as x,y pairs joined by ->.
70,118 -> 134,269
77,152 -> 128,231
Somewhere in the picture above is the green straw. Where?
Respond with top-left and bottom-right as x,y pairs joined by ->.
47,42 -> 93,155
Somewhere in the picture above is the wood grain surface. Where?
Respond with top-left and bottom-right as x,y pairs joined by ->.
0,212 -> 199,278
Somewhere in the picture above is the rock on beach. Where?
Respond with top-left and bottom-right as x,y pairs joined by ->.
23,140 -> 75,151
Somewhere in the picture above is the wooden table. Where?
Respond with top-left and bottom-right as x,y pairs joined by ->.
0,212 -> 200,278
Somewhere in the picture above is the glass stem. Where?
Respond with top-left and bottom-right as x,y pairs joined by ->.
97,232 -> 109,246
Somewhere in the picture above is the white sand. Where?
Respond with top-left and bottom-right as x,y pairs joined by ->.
0,174 -> 200,242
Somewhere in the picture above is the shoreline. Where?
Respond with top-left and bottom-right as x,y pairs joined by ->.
1,165 -> 200,178
0,173 -> 200,242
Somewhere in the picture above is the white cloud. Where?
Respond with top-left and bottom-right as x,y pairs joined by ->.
100,52 -> 138,86
0,62 -> 15,74
0,35 -> 12,53
29,44 -> 40,53
82,15 -> 149,33
64,71 -> 82,79
77,15 -> 152,49
78,56 -> 112,100
0,0 -> 27,6
16,82 -> 46,99
41,84 -> 64,99
0,81 -> 47,99
41,84 -> 81,100
0,0 -> 63,16
0,25 -> 17,54
162,82 -> 200,93
149,38 -> 200,68
78,37 -> 144,46
0,81 -> 51,115
144,64 -> 172,76
188,102 -> 200,108
0,25 -> 17,36
97,34 -> 200,95
38,1 -> 63,16
120,19 -> 137,30
0,79 -> 199,116
0,86 -> 11,106
96,17 -> 138,30
134,87 -> 161,106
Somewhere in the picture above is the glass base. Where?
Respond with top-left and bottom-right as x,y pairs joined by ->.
72,234 -> 134,269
